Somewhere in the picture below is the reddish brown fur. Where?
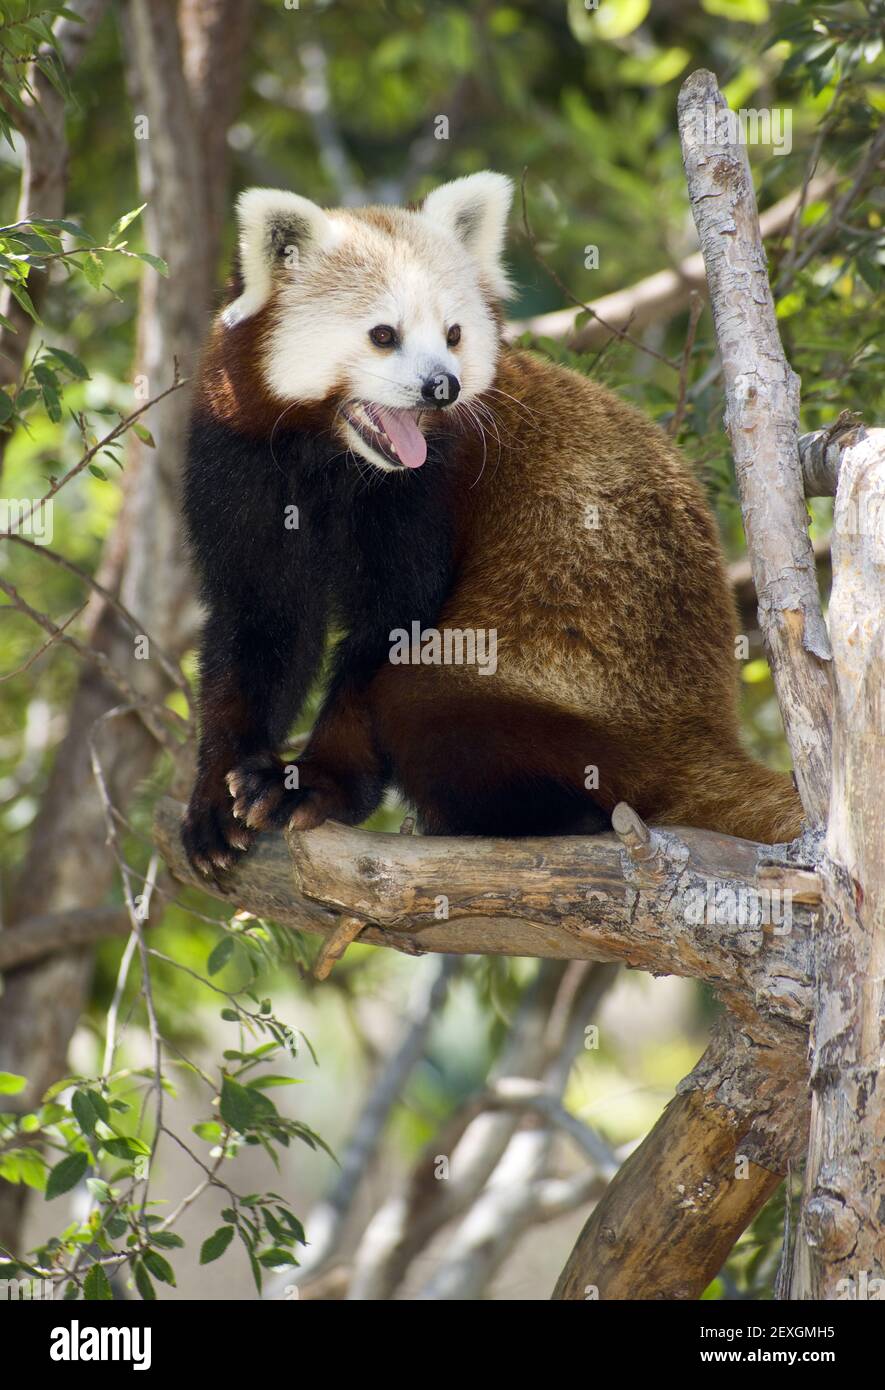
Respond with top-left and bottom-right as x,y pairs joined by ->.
361,348 -> 804,843
191,315 -> 803,848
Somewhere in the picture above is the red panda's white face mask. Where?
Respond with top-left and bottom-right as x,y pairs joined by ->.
221,173 -> 513,472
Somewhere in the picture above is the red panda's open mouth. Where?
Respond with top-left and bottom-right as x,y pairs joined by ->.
342,402 -> 428,469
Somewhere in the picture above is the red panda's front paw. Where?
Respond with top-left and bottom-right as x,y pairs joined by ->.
226,754 -> 346,834
182,786 -> 255,880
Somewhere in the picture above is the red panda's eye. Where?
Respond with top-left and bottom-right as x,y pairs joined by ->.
369,325 -> 397,348
447,324 -> 461,347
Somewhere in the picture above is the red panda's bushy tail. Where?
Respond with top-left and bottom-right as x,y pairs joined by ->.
652,752 -> 805,845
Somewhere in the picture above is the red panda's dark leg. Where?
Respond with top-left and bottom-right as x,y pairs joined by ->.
226,629 -> 391,835
370,679 -> 620,838
182,603 -> 325,877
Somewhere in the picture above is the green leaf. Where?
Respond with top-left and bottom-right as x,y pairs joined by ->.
150,1231 -> 184,1250
207,937 -> 235,976
247,1075 -> 303,1089
257,1247 -> 299,1268
88,464 -> 107,480
46,1151 -> 89,1200
133,1260 -> 155,1301
142,1249 -> 175,1285
275,1208 -> 307,1244
0,1072 -> 26,1095
35,51 -> 73,104
43,1076 -> 84,1102
133,251 -> 168,276
0,1146 -> 47,1191
132,422 -> 155,446
71,1089 -> 98,1136
192,1120 -> 223,1143
80,251 -> 105,290
88,1091 -> 110,1123
9,231 -> 54,255
199,1225 -> 235,1264
105,1133 -> 151,1159
262,1210 -> 291,1244
31,217 -> 93,242
47,346 -> 90,380
107,204 -> 146,245
7,280 -> 40,322
219,1076 -> 275,1133
83,1264 -> 112,1301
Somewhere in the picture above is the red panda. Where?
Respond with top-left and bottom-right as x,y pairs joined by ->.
181,172 -> 803,878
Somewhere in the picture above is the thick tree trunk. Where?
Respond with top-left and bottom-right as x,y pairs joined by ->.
0,0 -> 249,1253
677,69 -> 833,827
789,428 -> 885,1299
0,1 -> 110,401
554,1088 -> 781,1299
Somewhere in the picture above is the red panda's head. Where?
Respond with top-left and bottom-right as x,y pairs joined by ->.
214,173 -> 513,470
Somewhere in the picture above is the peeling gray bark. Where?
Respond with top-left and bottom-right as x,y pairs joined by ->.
678,69 -> 833,827
155,797 -> 815,1038
790,429 -> 885,1299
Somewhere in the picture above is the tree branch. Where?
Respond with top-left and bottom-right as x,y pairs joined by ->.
0,907 -> 131,972
274,954 -> 459,1291
678,69 -> 833,828
507,176 -> 834,351
155,797 -> 815,1045
554,1014 -> 804,1300
790,427 -> 885,1298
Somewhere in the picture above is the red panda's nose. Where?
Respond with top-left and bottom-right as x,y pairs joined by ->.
421,372 -> 461,407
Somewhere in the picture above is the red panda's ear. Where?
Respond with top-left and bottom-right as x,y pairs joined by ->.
421,172 -> 513,300
222,188 -> 342,326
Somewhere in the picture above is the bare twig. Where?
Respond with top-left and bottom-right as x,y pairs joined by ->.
508,176 -> 835,350
0,599 -> 86,681
412,964 -> 616,1300
273,955 -> 459,1294
0,574 -> 184,751
2,533 -> 192,706
667,290 -> 703,437
518,167 -> 680,372
313,914 -> 367,980
0,372 -> 188,540
89,711 -> 164,1219
777,122 -> 885,295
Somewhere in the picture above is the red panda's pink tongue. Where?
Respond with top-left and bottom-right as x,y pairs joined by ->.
373,407 -> 427,469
